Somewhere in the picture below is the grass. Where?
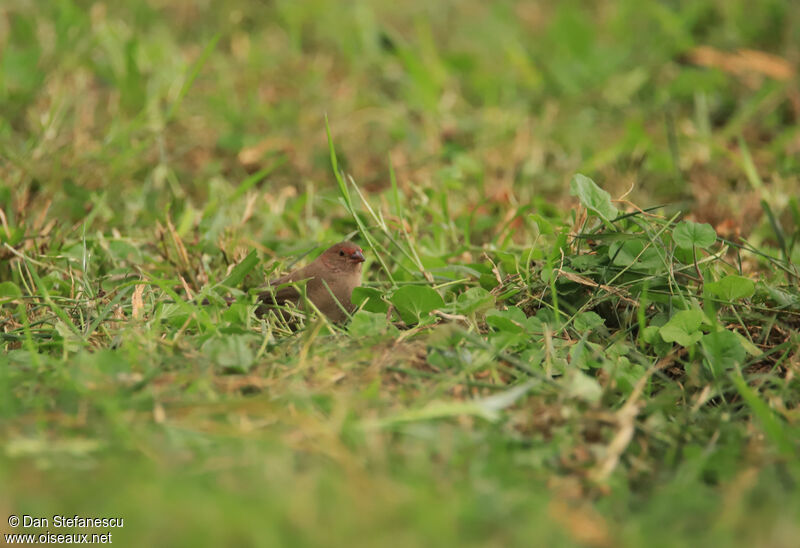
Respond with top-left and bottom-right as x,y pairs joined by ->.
2,0 -> 800,546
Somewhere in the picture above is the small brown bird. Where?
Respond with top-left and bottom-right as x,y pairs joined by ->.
257,242 -> 365,322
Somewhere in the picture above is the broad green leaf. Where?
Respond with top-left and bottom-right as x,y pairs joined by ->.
569,339 -> 598,370
570,253 -> 605,270
54,321 -> 83,353
706,275 -> 755,301
641,325 -> 661,344
479,273 -> 500,290
371,381 -> 535,427
673,220 -> 716,249
608,239 -> 662,270
477,380 -> 536,415
659,309 -> 705,347
201,334 -> 257,372
390,285 -> 444,324
0,281 -> 22,298
529,213 -> 555,235
455,287 -> 495,315
763,286 -> 799,308
641,325 -> 672,356
488,329 -> 531,351
486,307 -> 527,333
735,331 -> 761,356
569,174 -> 618,223
348,310 -> 397,337
701,330 -> 745,377
565,371 -> 602,403
573,311 -> 605,331
221,302 -> 250,325
352,287 -> 389,313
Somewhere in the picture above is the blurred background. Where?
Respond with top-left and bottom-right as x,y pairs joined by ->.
2,0 -> 798,247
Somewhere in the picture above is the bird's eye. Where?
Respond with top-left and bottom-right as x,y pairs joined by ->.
339,251 -> 344,256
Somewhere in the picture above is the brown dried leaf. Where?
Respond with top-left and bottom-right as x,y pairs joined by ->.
688,46 -> 795,84
131,284 -> 145,320
238,137 -> 293,167
153,402 -> 166,424
548,499 -> 612,548
166,217 -> 190,269
179,275 -> 194,301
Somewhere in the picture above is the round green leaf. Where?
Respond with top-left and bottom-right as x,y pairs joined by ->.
201,334 -> 257,372
0,281 -> 22,298
455,287 -> 495,315
486,307 -> 527,333
608,239 -> 662,270
352,286 -> 389,313
390,286 -> 444,325
673,220 -> 716,250
705,275 -> 755,301
348,310 -> 397,337
659,309 -> 705,347
701,330 -> 745,377
529,213 -> 555,235
573,311 -> 605,331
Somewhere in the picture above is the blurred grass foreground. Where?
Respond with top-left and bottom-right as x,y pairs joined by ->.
1,1 -> 800,547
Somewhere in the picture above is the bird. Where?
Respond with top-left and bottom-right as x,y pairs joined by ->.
256,242 -> 365,323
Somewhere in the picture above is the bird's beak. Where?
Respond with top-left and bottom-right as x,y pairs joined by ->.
350,249 -> 365,263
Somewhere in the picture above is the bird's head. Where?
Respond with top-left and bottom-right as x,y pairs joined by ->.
320,242 -> 365,273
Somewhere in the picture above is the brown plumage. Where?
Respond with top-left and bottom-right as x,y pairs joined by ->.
256,242 -> 365,323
